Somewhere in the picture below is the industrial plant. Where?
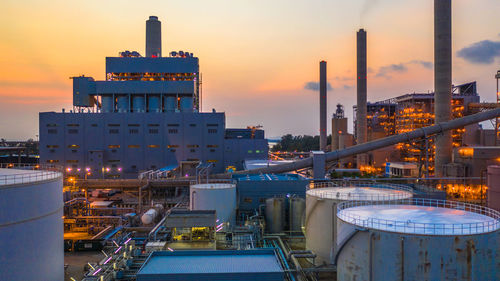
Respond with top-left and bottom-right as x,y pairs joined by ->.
1,1 -> 500,281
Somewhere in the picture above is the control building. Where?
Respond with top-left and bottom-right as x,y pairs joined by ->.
39,17 -> 268,178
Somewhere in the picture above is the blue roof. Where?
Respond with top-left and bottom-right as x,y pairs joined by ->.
233,173 -> 305,182
137,249 -> 284,281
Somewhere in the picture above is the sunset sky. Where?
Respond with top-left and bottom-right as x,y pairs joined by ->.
1,0 -> 500,140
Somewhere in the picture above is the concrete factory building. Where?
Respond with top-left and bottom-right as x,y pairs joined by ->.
39,16 -> 268,178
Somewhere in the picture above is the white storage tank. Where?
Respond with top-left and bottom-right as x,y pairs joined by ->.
190,183 -> 236,225
0,168 -> 63,281
305,183 -> 413,264
336,199 -> 500,281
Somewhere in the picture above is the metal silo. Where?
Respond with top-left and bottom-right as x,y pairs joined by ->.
336,198 -> 500,281
305,183 -> 413,264
265,198 -> 285,233
190,183 -> 237,225
148,95 -> 160,112
0,167 -> 63,280
132,95 -> 145,112
116,95 -> 129,112
290,197 -> 305,232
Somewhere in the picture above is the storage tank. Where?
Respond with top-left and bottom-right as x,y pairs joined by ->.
305,183 -> 413,264
190,183 -> 236,224
148,96 -> 160,112
165,96 -> 177,112
0,168 -> 63,280
141,204 -> 164,225
336,199 -> 500,281
132,95 -> 145,112
116,95 -> 129,112
101,95 -> 114,112
290,197 -> 305,232
487,165 -> 500,211
180,96 -> 193,112
265,198 -> 285,233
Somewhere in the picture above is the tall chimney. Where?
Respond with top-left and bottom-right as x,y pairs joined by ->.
434,0 -> 452,177
320,61 -> 327,151
356,29 -> 368,166
146,16 -> 162,57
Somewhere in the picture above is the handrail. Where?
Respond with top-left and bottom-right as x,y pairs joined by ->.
0,164 -> 62,186
337,198 -> 500,235
308,182 -> 414,201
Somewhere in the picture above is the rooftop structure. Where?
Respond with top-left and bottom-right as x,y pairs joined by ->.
136,249 -> 284,281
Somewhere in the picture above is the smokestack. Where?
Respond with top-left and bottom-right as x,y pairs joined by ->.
434,0 -> 452,176
356,29 -> 368,166
146,16 -> 162,57
320,61 -> 327,151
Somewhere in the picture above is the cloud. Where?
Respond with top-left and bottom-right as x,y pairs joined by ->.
375,60 -> 433,78
304,81 -> 333,91
376,63 -> 407,78
457,40 -> 500,64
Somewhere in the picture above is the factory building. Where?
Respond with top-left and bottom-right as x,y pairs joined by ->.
39,17 -> 268,178
353,81 -> 481,175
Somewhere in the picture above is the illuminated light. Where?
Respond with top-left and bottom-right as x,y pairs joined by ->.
112,240 -> 119,247
67,167 -> 72,172
114,246 -> 122,254
87,263 -> 95,271
106,168 -> 110,172
86,167 -> 91,172
77,168 -> 81,172
124,238 -> 132,245
118,167 -> 122,172
167,247 -> 174,252
92,268 -> 102,276
103,256 -> 112,265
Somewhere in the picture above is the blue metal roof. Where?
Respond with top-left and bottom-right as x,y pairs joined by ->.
233,173 -> 305,182
137,249 -> 284,281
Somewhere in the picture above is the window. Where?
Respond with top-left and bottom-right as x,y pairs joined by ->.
128,124 -> 140,127
91,124 -> 98,127
46,159 -> 59,163
259,198 -> 266,203
207,124 -> 219,127
244,197 -> 253,203
68,145 -> 79,148
187,145 -> 199,148
207,145 -> 219,148
256,150 -> 261,153
169,149 -> 176,152
108,160 -> 120,163
168,129 -> 178,134
67,124 -> 79,127
108,124 -> 120,127
149,129 -> 159,134
167,124 -> 180,127
68,129 -> 78,134
208,129 -> 217,134
148,124 -> 160,127
210,149 -> 216,152
128,145 -> 140,148
129,129 -> 139,134
66,160 -> 79,163
248,150 -> 253,153
109,129 -> 119,134
167,145 -> 179,148
189,124 -> 196,127
71,150 -> 77,153
131,165 -> 137,169
148,145 -> 159,148
207,159 -> 218,163
48,129 -> 57,134
46,124 -> 57,127
190,149 -> 196,153
47,145 -> 59,148
108,145 -> 120,149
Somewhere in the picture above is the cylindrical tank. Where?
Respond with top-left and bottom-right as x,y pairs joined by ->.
116,95 -> 129,112
336,199 -> 500,281
180,97 -> 193,112
487,165 -> 500,211
165,96 -> 177,112
305,183 -> 413,264
0,168 -> 63,280
190,184 -> 237,224
290,197 -> 305,232
132,95 -> 145,113
265,198 -> 285,233
148,96 -> 160,112
141,204 -> 164,225
101,95 -> 114,113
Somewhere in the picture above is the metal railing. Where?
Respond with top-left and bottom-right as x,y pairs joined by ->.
0,163 -> 62,186
308,181 -> 414,201
337,198 -> 500,235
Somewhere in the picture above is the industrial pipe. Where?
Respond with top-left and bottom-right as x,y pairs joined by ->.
232,108 -> 500,175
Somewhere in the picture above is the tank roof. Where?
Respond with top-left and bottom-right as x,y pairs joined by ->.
0,168 -> 61,186
191,183 -> 235,189
307,186 -> 412,201
337,199 -> 500,235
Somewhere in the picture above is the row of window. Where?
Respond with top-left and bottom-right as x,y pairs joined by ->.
46,123 -> 220,128
48,128 -> 218,134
